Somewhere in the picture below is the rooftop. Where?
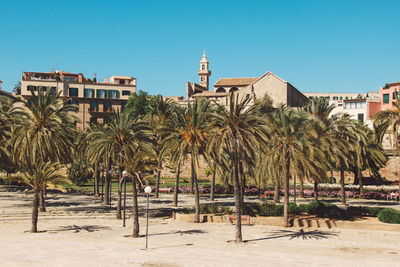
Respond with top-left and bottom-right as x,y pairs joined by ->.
214,77 -> 258,87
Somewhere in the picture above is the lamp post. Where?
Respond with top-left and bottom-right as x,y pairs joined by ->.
122,170 -> 128,227
100,163 -> 104,202
108,169 -> 113,208
144,186 -> 152,249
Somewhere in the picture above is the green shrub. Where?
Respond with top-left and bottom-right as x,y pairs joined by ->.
305,201 -> 349,220
67,158 -> 93,185
348,206 -> 382,217
259,203 -> 283,216
241,203 -> 261,216
378,208 -> 400,224
200,203 -> 231,214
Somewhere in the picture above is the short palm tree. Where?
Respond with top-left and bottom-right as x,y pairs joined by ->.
207,94 -> 269,242
19,161 -> 70,232
159,98 -> 212,222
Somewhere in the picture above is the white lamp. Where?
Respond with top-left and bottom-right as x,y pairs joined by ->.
144,186 -> 152,194
122,170 -> 128,177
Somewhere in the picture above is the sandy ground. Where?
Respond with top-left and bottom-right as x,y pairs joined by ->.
1,188 -> 400,266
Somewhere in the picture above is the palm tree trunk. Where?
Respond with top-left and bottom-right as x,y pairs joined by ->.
233,160 -> 242,242
340,168 -> 346,205
116,169 -> 123,219
155,170 -> 161,198
39,189 -> 46,212
192,160 -> 200,223
313,181 -> 318,202
173,162 -> 181,207
132,175 -> 139,237
94,164 -> 99,197
299,178 -> 304,198
190,172 -> 194,194
239,162 -> 245,206
359,169 -> 365,199
283,157 -> 290,227
210,162 -> 216,201
104,173 -> 110,205
274,181 -> 280,203
31,191 -> 39,233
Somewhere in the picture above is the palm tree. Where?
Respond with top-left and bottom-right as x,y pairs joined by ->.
159,98 -> 212,222
147,96 -> 176,198
86,110 -> 151,219
373,92 -> 400,153
11,90 -> 78,212
266,106 -> 326,226
19,161 -> 70,232
207,94 -> 269,242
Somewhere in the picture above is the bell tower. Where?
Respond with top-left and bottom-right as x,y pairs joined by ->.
197,50 -> 211,90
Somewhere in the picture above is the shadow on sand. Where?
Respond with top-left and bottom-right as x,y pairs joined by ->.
245,229 -> 338,242
149,229 -> 207,237
48,225 -> 111,233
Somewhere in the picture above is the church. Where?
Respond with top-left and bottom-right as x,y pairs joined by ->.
177,51 -> 308,108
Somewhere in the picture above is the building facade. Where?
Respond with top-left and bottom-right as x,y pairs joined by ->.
21,71 -> 136,130
182,52 -> 308,108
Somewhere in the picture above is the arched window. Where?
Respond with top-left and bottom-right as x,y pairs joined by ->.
216,87 -> 226,93
202,64 -> 205,70
229,87 -> 239,93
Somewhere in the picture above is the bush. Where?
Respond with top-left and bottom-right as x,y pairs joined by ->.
347,206 -> 382,217
67,158 -> 93,186
305,201 -> 349,220
378,208 -> 400,224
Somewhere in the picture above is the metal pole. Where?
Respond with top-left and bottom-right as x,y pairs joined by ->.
123,177 -> 127,227
146,193 -> 149,249
109,176 -> 112,208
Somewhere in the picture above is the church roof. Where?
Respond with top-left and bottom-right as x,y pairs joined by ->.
192,91 -> 228,97
214,77 -> 258,87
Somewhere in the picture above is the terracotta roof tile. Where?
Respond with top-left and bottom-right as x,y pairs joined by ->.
214,77 -> 258,87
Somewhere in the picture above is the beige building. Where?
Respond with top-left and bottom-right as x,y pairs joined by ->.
183,52 -> 308,108
21,71 -> 136,130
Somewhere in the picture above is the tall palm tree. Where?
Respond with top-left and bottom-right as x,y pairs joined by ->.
159,98 -> 212,222
207,94 -> 269,242
11,90 -> 78,213
147,96 -> 176,198
86,110 -> 152,219
373,92 -> 400,153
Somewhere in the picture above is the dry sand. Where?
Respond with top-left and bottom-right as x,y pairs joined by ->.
1,188 -> 399,266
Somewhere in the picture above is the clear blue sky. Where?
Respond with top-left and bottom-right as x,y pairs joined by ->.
1,0 -> 399,95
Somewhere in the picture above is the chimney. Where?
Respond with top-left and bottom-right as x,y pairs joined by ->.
78,73 -> 83,83
104,77 -> 109,83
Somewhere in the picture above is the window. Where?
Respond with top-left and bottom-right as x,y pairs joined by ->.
122,90 -> 130,96
84,89 -> 95,98
89,101 -> 98,111
202,64 -> 205,70
340,96 -> 343,100
345,97 -> 348,100
27,85 -> 37,92
333,96 -> 338,100
97,89 -> 105,98
393,91 -> 400,100
109,90 -> 118,99
309,96 -> 313,99
358,113 -> 364,122
50,87 -> 56,94
119,80 -> 125,85
338,104 -> 342,107
121,102 -> 126,111
69,100 -> 79,106
90,117 -> 97,123
69,88 -> 78,97
383,94 -> 390,103
63,76 -> 77,83
103,101 -> 112,112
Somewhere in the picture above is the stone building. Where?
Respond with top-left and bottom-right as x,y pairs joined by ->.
20,71 -> 136,130
182,51 -> 308,108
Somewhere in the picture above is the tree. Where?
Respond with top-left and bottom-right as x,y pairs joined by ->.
13,82 -> 21,95
160,98 -> 212,222
18,161 -> 70,232
86,110 -> 152,219
266,106 -> 326,226
207,94 -> 269,242
10,90 -> 78,213
373,92 -> 400,154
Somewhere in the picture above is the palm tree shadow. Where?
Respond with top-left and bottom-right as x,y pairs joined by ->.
245,229 -> 338,242
149,229 -> 207,237
49,225 -> 112,233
